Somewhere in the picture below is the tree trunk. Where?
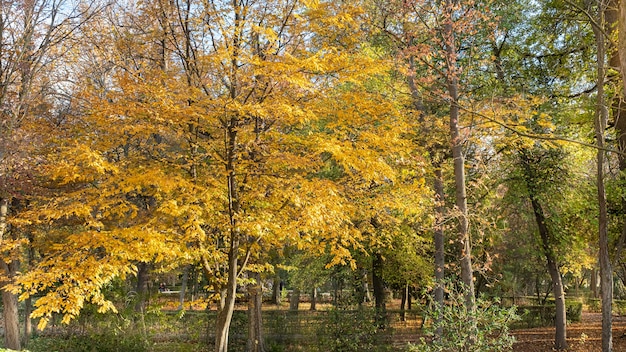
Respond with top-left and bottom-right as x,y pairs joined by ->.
607,0 -> 626,170
310,287 -> 317,311
247,272 -> 265,352
215,243 -> 239,352
134,262 -> 150,313
271,276 -> 281,305
0,198 -> 20,351
400,284 -> 408,322
372,252 -> 386,328
1,260 -> 20,351
529,196 -> 568,350
179,265 -> 189,310
2,283 -> 20,351
443,0 -> 475,313
592,5 -> 613,349
24,296 -> 32,347
408,287 -> 412,310
605,0 -> 626,274
592,268 -> 599,298
363,270 -> 371,303
289,288 -> 300,311
214,94 -> 243,351
546,257 -> 568,351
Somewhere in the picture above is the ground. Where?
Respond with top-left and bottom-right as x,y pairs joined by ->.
512,312 -> 626,351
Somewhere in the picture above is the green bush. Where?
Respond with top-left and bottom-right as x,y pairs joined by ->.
316,307 -> 391,352
513,300 -> 582,328
586,298 -> 601,313
585,298 -> 626,315
27,333 -> 149,352
408,284 -> 519,352
614,300 -> 626,315
567,300 -> 583,322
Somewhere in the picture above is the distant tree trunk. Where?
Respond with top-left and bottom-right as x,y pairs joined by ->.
191,268 -> 199,301
591,268 -> 599,298
179,265 -> 189,310
363,270 -> 371,303
271,276 -> 281,305
408,286 -> 413,310
353,268 -> 366,306
372,253 -> 385,310
247,272 -> 265,352
372,253 -> 386,328
310,287 -> 317,311
529,195 -> 568,350
591,5 -> 613,349
135,262 -> 150,313
289,288 -> 300,311
400,284 -> 408,322
24,296 -> 32,346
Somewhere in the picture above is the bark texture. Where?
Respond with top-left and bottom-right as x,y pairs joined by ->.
247,272 -> 265,352
2,283 -> 20,351
215,244 -> 239,352
179,265 -> 189,310
372,252 -> 386,328
0,198 -> 20,351
310,287 -> 317,311
134,262 -> 150,313
271,276 -> 281,305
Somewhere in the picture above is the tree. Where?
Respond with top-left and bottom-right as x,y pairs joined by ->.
501,136 -> 589,350
589,0 -> 613,349
521,146 -> 568,349
14,3 -> 417,352
0,0 -> 99,348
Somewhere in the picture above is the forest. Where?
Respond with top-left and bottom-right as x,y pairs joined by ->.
1,0 -> 626,351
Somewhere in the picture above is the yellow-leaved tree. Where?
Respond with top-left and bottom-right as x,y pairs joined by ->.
14,1 -> 425,352
0,0 -> 101,348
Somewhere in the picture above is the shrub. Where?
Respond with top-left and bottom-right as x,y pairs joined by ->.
316,307 -> 390,352
513,300 -> 582,328
408,284 -> 519,352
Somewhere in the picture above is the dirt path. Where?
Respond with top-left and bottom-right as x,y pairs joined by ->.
513,312 -> 626,351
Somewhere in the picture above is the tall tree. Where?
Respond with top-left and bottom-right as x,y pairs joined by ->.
0,0 -> 98,348
15,4 -> 416,352
371,1 -> 497,333
507,142 -> 574,350
589,0 -> 613,349
440,0 -> 475,313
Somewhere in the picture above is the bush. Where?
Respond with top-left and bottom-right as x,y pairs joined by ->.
27,333 -> 149,352
567,300 -> 583,322
316,307 -> 390,352
408,284 -> 519,352
513,300 -> 582,328
614,300 -> 626,315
